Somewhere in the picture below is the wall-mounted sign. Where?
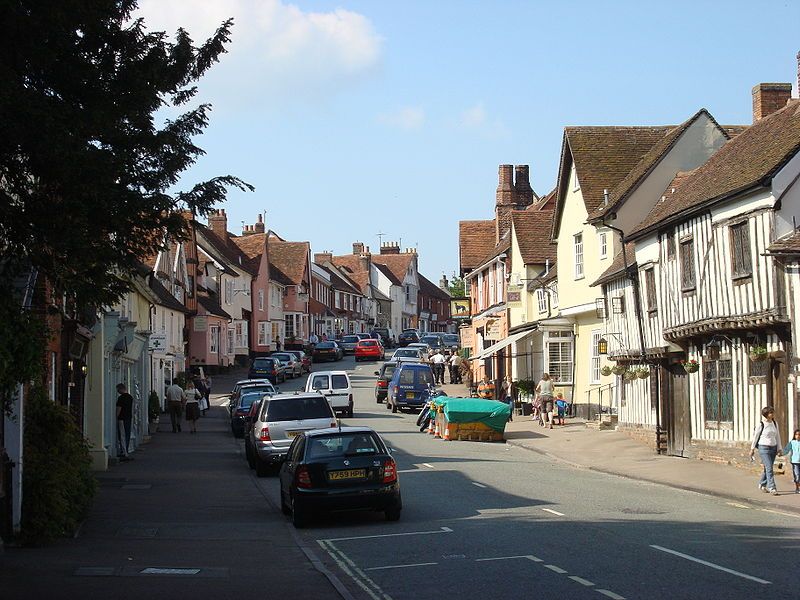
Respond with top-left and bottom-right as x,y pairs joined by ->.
450,297 -> 471,319
149,332 -> 167,351
193,316 -> 208,332
507,290 -> 522,307
485,319 -> 502,341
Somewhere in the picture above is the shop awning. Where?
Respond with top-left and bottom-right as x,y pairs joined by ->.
469,328 -> 537,361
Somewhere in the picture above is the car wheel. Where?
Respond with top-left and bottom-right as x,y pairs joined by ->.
347,403 -> 354,418
385,506 -> 401,522
256,456 -> 270,478
291,495 -> 307,528
280,485 -> 291,516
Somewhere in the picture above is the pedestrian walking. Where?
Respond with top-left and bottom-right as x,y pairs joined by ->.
749,406 -> 783,495
449,353 -> 462,384
185,380 -> 202,434
501,376 -> 514,421
531,394 -> 544,425
782,429 -> 800,494
477,376 -> 495,400
192,373 -> 208,416
431,350 -> 446,384
536,373 -> 555,429
165,379 -> 186,433
555,393 -> 569,426
116,383 -> 133,461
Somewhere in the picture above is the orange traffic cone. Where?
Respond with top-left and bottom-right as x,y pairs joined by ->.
434,420 -> 441,438
428,416 -> 435,435
442,423 -> 451,441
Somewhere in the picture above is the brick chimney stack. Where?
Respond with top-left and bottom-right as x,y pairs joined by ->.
439,274 -> 449,291
254,214 -> 265,234
314,251 -> 333,264
496,164 -> 514,206
208,209 -> 228,241
352,241 -> 365,255
380,242 -> 400,255
514,165 -> 534,208
752,83 -> 792,122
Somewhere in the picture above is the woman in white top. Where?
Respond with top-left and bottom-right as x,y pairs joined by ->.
749,406 -> 784,494
536,373 -> 555,429
185,381 -> 202,434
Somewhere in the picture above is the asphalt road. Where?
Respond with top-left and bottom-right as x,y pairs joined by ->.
242,351 -> 800,600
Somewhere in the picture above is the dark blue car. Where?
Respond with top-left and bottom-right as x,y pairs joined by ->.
386,363 -> 435,413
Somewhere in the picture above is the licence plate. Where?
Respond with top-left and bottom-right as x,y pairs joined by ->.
287,431 -> 300,438
328,469 -> 366,481
405,391 -> 415,399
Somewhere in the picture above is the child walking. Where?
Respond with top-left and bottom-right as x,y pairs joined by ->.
555,393 -> 569,426
783,429 -> 800,494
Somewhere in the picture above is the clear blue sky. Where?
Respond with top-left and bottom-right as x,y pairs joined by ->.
137,0 -> 800,284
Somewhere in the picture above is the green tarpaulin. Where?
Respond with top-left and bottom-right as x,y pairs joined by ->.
433,396 -> 510,432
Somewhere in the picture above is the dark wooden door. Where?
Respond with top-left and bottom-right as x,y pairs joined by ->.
667,365 -> 691,457
770,357 -> 789,445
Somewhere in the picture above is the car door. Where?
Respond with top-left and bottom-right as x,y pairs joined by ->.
280,435 -> 305,497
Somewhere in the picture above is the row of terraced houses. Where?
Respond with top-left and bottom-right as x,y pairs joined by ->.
459,75 -> 800,466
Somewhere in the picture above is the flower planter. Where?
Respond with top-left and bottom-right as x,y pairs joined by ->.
682,361 -> 699,374
635,368 -> 650,379
623,370 -> 637,381
611,365 -> 626,376
749,349 -> 768,362
600,366 -> 613,377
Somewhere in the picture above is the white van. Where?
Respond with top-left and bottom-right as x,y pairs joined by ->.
305,370 -> 354,417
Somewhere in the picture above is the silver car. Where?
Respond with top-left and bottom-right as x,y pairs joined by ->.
392,347 -> 425,363
339,334 -> 361,354
271,352 -> 303,378
248,392 -> 338,477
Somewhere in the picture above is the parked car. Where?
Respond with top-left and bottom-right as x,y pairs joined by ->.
442,333 -> 460,349
339,334 -> 361,354
287,350 -> 312,373
278,426 -> 401,527
372,327 -> 395,348
374,361 -> 399,403
271,352 -> 303,378
386,362 -> 435,413
312,341 -> 343,362
305,371 -> 353,417
355,333 -> 373,340
408,342 -> 432,357
230,379 -> 274,407
420,335 -> 445,352
230,388 -> 274,438
392,347 -> 425,363
248,356 -> 286,383
397,330 -> 420,347
355,339 -> 385,362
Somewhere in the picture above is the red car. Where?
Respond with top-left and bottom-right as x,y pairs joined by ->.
355,339 -> 385,362
288,350 -> 312,373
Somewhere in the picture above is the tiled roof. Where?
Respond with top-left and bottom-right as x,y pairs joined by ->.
331,254 -> 371,293
148,276 -> 189,313
321,265 -> 362,295
373,262 -> 401,286
591,243 -> 636,287
231,233 -> 266,273
269,239 -> 309,286
588,110 -> 733,222
418,273 -> 450,300
631,99 -> 800,238
473,236 -> 511,270
554,125 -> 674,236
531,189 -> 556,211
371,253 -> 415,285
459,220 -> 496,272
197,292 -> 231,319
511,208 -> 556,265
767,229 -> 800,255
195,222 -> 254,276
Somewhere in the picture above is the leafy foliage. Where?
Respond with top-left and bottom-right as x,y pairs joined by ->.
0,292 -> 45,415
21,386 -> 96,544
448,275 -> 466,298
0,0 -> 252,313
148,389 -> 161,421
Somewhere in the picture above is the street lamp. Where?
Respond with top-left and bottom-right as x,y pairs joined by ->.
597,337 -> 608,355
706,339 -> 721,361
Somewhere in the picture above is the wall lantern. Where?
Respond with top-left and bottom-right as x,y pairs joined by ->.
706,339 -> 721,361
597,337 -> 609,355
67,359 -> 74,371
81,365 -> 88,376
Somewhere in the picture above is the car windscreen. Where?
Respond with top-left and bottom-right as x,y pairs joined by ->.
342,336 -> 359,343
421,337 -> 440,345
331,375 -> 349,390
399,369 -> 415,384
241,385 -> 274,397
395,349 -> 416,357
381,364 -> 397,379
238,393 -> 262,409
272,353 -> 293,362
416,369 -> 434,385
266,397 -> 332,421
310,375 -> 329,390
316,342 -> 335,349
305,432 -> 381,459
443,335 -> 459,345
252,358 -> 273,368
360,340 -> 378,347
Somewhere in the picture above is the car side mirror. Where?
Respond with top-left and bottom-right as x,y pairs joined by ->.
374,371 -> 380,376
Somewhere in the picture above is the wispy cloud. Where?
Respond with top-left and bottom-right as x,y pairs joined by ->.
459,103 -> 487,128
377,106 -> 426,130
455,102 -> 509,139
135,0 -> 383,107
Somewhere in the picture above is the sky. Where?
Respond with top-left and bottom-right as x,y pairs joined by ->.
135,0 -> 800,284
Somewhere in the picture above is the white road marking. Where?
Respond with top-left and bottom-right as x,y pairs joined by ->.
541,508 -> 565,516
525,555 -> 543,562
322,526 -> 453,543
475,555 -> 537,562
726,502 -> 750,509
761,507 -> 800,519
364,562 -> 438,571
397,469 -> 424,473
422,463 -> 435,469
471,482 -> 487,488
597,590 -> 626,600
569,576 -> 595,586
317,540 -> 392,600
650,544 -> 771,584
543,564 -> 567,574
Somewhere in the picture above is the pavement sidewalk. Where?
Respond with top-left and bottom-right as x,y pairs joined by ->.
436,381 -> 800,516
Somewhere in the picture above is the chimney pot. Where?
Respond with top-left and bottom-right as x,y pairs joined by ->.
352,241 -> 365,255
752,82 -> 792,122
208,208 -> 228,241
513,165 -> 534,208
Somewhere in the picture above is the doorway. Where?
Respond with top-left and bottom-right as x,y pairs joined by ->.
666,363 -> 691,457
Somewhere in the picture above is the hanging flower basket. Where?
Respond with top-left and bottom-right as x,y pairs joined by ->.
635,367 -> 650,379
749,345 -> 768,362
611,364 -> 627,376
600,365 -> 613,377
681,359 -> 699,374
623,370 -> 637,381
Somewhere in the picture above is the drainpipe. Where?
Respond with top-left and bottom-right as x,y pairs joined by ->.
599,190 -> 662,450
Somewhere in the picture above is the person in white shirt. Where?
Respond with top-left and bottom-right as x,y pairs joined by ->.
431,350 -> 447,384
309,333 -> 319,346
749,406 -> 784,495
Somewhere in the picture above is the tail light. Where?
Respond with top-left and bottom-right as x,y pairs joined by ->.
259,426 -> 271,441
349,394 -> 353,403
377,380 -> 387,388
382,458 -> 397,483
330,421 -> 337,428
296,465 -> 312,489
271,369 -> 277,376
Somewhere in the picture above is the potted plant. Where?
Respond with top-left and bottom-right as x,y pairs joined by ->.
681,359 -> 699,373
749,345 -> 768,362
600,365 -> 613,377
611,364 -> 626,376
148,390 -> 161,432
623,369 -> 637,381
635,366 -> 650,379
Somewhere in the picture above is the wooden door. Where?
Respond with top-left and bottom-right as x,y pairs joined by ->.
770,357 -> 789,444
667,364 -> 691,457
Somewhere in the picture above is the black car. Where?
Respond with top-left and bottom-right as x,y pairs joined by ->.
279,426 -> 401,528
397,330 -> 420,347
374,361 -> 399,403
248,356 -> 286,383
312,341 -> 343,362
372,327 -> 394,348
230,390 -> 269,438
